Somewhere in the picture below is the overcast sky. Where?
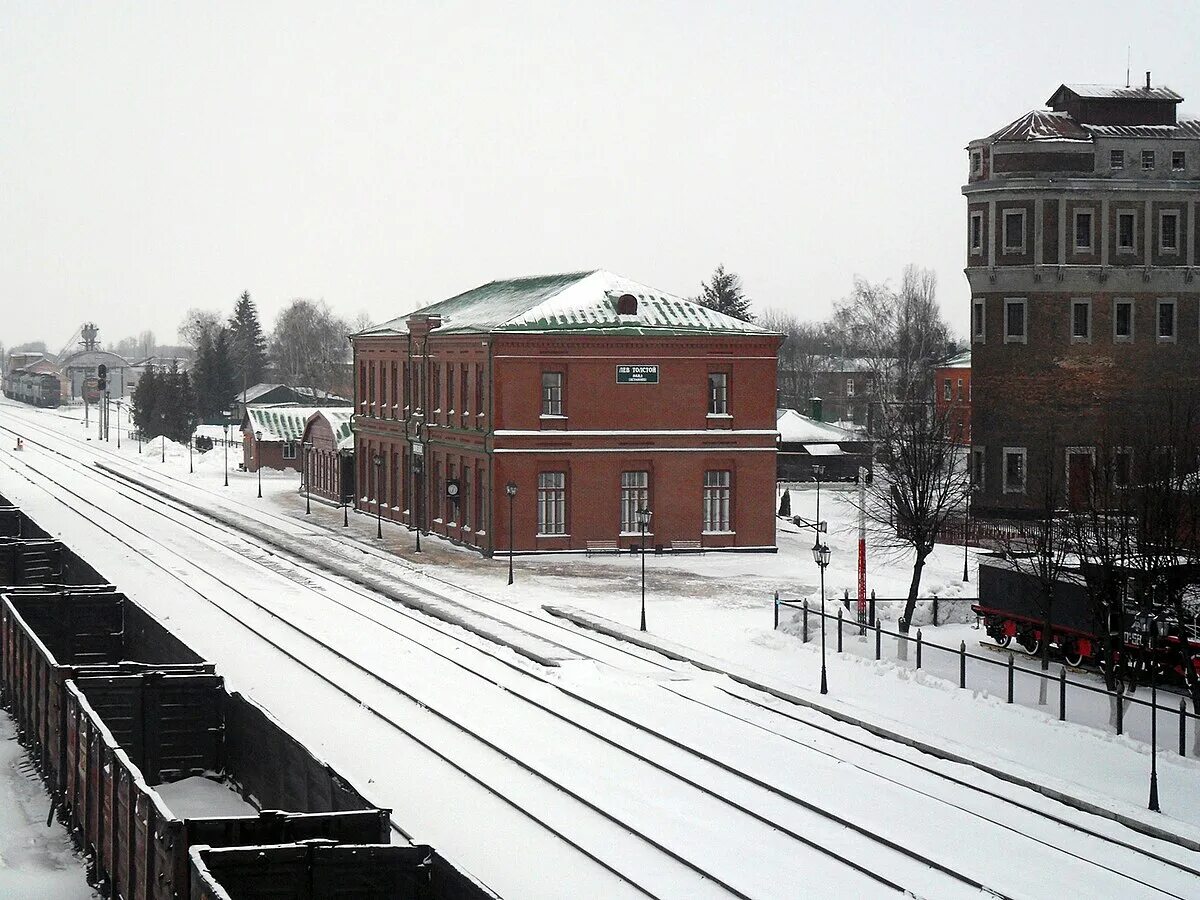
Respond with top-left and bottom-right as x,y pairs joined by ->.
3,2 -> 1198,353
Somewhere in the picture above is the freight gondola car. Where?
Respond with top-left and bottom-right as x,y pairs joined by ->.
973,556 -> 1200,682
2,368 -> 62,408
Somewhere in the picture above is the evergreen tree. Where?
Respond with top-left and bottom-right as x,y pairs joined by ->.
228,290 -> 268,391
162,362 -> 199,443
693,264 -> 754,322
192,326 -> 238,420
131,364 -> 160,439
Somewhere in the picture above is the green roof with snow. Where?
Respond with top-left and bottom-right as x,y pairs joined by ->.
244,406 -> 326,443
358,270 -> 769,337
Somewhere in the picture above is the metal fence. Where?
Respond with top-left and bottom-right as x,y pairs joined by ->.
775,595 -> 1199,758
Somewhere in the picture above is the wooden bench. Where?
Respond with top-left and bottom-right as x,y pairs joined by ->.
585,540 -> 620,556
670,540 -> 705,554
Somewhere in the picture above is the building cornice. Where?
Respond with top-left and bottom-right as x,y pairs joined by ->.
965,264 -> 1199,292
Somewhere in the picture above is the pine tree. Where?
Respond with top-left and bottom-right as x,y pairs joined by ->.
192,326 -> 239,421
228,291 -> 268,391
161,362 -> 199,443
694,264 -> 755,322
131,364 -> 160,439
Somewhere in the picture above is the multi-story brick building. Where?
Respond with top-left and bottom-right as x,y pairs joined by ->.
964,78 -> 1200,515
351,270 -> 781,553
933,350 -> 971,445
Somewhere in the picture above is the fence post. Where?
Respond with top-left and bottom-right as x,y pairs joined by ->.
1059,667 -> 1067,721
837,608 -> 843,653
1007,653 -> 1014,703
1181,699 -> 1188,758
1116,682 -> 1124,736
869,590 -> 876,628
897,619 -> 908,661
932,594 -> 939,627
802,599 -> 808,644
875,618 -> 881,661
774,591 -> 779,630
959,641 -> 966,689
916,629 -> 923,670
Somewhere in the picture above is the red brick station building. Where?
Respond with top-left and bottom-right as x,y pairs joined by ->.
351,271 -> 782,554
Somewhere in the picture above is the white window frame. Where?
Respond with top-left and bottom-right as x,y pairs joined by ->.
541,371 -> 564,417
1171,150 -> 1186,172
536,471 -> 567,536
1072,208 -> 1094,252
1116,210 -> 1138,253
1070,297 -> 1092,344
1112,298 -> 1135,343
1142,150 -> 1156,171
972,298 -> 986,343
1157,298 -> 1177,343
970,446 -> 985,490
1003,297 -> 1027,344
943,378 -> 952,402
708,372 -> 729,416
1110,148 -> 1125,170
1159,210 -> 1181,254
620,471 -> 650,535
1002,447 -> 1027,495
702,470 -> 732,533
1002,209 -> 1026,254
969,211 -> 984,254
846,378 -> 855,398
282,441 -> 297,460
957,377 -> 964,399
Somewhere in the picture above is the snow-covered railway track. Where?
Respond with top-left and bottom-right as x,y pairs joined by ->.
0,437 -> 961,897
3,414 -> 1197,898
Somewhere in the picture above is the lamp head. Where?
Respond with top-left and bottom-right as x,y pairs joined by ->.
373,453 -> 382,467
635,507 -> 652,527
811,542 -> 831,567
505,481 -> 518,497
255,430 -> 262,441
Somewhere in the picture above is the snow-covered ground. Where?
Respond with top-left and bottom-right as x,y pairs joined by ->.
0,709 -> 97,900
3,399 -> 1200,898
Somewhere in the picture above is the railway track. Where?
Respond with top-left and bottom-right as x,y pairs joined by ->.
2,408 -> 1197,898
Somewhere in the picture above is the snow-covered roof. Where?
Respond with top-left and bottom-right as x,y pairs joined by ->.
938,350 -> 970,370
359,270 -> 769,338
240,383 -> 293,403
985,109 -> 1092,144
59,349 -> 132,370
775,409 -> 860,445
304,409 -> 354,450
1051,83 -> 1183,103
1085,119 -> 1200,139
244,406 -> 328,443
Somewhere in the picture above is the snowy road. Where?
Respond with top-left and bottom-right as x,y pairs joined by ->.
2,401 -> 1198,898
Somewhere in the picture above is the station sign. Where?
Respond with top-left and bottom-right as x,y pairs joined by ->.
616,364 -> 659,384
82,376 -> 102,403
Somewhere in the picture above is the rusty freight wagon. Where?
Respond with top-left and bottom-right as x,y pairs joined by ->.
0,501 -> 51,539
63,673 -> 390,900
0,590 -> 212,794
0,534 -> 109,588
189,841 -> 500,900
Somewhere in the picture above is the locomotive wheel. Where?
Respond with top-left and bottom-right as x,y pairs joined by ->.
1063,647 -> 1084,668
1019,634 -> 1040,656
994,634 -> 1012,649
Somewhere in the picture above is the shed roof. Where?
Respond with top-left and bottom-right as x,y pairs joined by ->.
776,409 -> 859,445
359,270 -> 769,338
244,406 -> 328,443
59,349 -> 132,370
304,409 -> 355,450
938,350 -> 971,369
1049,83 -> 1183,104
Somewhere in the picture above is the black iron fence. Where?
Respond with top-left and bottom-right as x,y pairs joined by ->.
774,595 -> 1199,758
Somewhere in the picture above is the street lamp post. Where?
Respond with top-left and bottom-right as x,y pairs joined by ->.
413,454 -> 423,552
1149,616 -> 1162,813
812,465 -> 825,545
373,453 -> 384,538
341,449 -> 351,527
115,400 -> 121,449
255,430 -> 263,498
637,507 -> 653,631
506,481 -> 517,585
812,541 -> 832,695
222,414 -> 231,487
161,434 -> 165,463
304,441 -> 315,515
962,489 -> 971,583
188,434 -> 193,473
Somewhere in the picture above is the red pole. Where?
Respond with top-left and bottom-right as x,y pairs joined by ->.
857,466 -> 867,630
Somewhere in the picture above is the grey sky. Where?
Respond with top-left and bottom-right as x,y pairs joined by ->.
3,1 -> 1198,353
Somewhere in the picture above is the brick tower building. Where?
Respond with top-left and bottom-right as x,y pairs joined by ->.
352,271 -> 782,553
964,78 -> 1200,516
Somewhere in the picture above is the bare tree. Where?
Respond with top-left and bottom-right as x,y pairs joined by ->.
862,400 -> 969,634
269,298 -> 351,398
760,309 -> 837,410
178,309 -> 223,350
997,433 -> 1072,704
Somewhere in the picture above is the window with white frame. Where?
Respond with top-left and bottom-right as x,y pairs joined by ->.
703,470 -> 732,532
1113,299 -> 1134,342
1004,298 -> 1027,343
620,471 -> 649,533
1172,151 -> 1186,172
971,446 -> 985,489
846,379 -> 855,398
1071,298 -> 1091,343
972,298 -> 986,343
1160,210 -> 1180,253
957,377 -> 964,400
541,371 -> 563,416
970,150 -> 982,175
1110,148 -> 1125,169
1003,448 -> 1026,494
1157,298 -> 1176,342
282,441 -> 297,460
969,212 -> 983,254
1073,209 -> 1094,252
708,372 -> 729,415
1002,209 -> 1026,253
1117,211 -> 1137,252
1142,150 -> 1156,170
536,472 -> 566,535
943,378 -> 952,401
